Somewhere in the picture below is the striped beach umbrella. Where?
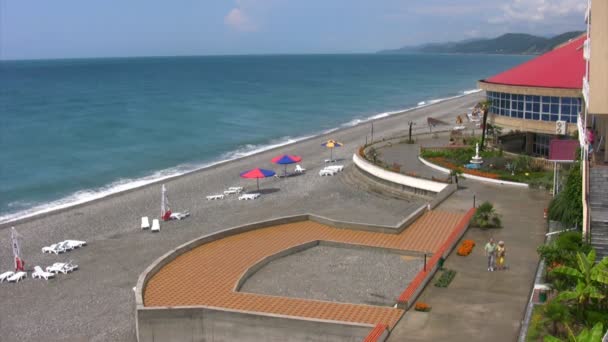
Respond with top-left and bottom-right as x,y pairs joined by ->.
240,168 -> 276,190
271,154 -> 302,176
321,139 -> 343,161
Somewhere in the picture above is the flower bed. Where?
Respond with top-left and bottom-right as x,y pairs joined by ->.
457,239 -> 476,256
429,157 -> 500,179
420,147 -> 554,188
414,302 -> 431,312
434,269 -> 456,287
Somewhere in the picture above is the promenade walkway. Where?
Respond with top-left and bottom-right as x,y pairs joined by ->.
388,178 -> 550,341
144,211 -> 466,328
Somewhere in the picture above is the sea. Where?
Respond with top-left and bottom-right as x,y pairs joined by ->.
0,53 -> 530,223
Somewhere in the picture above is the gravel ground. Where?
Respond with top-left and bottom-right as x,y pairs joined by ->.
240,244 -> 423,307
0,92 -> 483,341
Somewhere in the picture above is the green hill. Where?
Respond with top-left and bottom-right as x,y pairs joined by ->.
378,31 -> 584,55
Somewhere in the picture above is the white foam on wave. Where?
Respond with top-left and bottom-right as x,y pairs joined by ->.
462,88 -> 482,95
1,89 -> 482,224
0,135 -> 314,224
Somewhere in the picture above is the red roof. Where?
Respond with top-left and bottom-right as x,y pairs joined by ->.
548,139 -> 579,162
483,36 -> 585,89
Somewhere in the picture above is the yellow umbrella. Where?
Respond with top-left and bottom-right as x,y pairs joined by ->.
321,139 -> 343,161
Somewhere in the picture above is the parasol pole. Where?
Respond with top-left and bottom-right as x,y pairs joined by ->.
257,178 -> 260,191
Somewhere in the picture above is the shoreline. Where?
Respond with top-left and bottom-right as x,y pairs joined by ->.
0,89 -> 484,341
0,90 -> 482,227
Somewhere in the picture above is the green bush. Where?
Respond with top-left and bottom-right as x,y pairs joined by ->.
434,269 -> 456,287
548,162 -> 582,227
472,201 -> 502,228
537,232 -> 591,269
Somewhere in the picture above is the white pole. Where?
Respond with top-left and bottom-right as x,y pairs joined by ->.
553,162 -> 557,197
161,184 -> 166,216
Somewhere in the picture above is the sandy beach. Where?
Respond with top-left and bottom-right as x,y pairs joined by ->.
0,92 -> 483,341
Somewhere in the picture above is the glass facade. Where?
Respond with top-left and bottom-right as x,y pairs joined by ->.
487,91 -> 581,123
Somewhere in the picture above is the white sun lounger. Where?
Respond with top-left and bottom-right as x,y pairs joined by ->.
228,187 -> 243,192
151,219 -> 160,232
453,125 -> 466,131
62,240 -> 87,249
325,165 -> 344,172
7,271 -> 27,283
223,188 -> 242,195
46,263 -> 69,274
324,159 -> 337,163
206,194 -> 225,200
42,243 -> 65,255
0,271 -> 15,283
46,261 -> 78,275
319,168 -> 337,176
59,240 -> 75,251
294,165 -> 306,173
33,266 -> 55,280
170,211 -> 190,220
141,216 -> 150,230
238,193 -> 260,200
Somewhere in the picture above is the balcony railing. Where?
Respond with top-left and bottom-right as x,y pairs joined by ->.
584,39 -> 591,60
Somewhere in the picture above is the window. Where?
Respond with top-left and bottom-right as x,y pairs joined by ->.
485,92 -> 582,124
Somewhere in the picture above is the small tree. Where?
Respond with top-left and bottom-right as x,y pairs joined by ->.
551,250 -> 608,318
543,322 -> 604,342
479,100 -> 492,151
542,299 -> 572,337
472,201 -> 502,228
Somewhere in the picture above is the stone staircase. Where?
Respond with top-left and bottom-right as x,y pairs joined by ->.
589,167 -> 608,261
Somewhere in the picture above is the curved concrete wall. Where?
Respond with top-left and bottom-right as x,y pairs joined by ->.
418,156 -> 529,188
135,213 -> 431,342
352,152 -> 448,193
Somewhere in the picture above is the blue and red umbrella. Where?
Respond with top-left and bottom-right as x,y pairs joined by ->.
271,154 -> 302,176
240,168 -> 276,190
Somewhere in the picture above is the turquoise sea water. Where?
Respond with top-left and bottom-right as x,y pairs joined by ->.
0,54 -> 530,222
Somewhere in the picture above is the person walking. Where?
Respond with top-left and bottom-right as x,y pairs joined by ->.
484,238 -> 497,271
496,241 -> 506,270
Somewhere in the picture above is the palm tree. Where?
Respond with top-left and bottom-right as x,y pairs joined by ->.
479,100 -> 492,151
551,250 -> 608,317
543,322 -> 604,342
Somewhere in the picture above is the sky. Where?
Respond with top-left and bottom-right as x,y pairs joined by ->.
0,0 -> 587,60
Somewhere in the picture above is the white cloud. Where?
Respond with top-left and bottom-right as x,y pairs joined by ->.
224,7 -> 257,32
489,0 -> 586,24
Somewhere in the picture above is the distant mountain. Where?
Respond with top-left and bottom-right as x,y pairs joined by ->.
378,31 -> 584,55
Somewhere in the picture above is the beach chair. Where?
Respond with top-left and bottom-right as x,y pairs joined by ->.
42,243 -> 65,255
59,240 -> 75,252
453,125 -> 466,131
63,240 -> 87,248
324,159 -> 336,163
141,216 -> 150,230
228,187 -> 243,192
294,165 -> 306,173
7,271 -> 27,283
206,194 -> 225,200
151,219 -> 160,232
170,211 -> 190,220
325,165 -> 344,172
223,188 -> 241,195
32,266 -> 55,280
0,271 -> 14,283
319,168 -> 337,176
238,193 -> 260,200
46,263 -> 68,274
